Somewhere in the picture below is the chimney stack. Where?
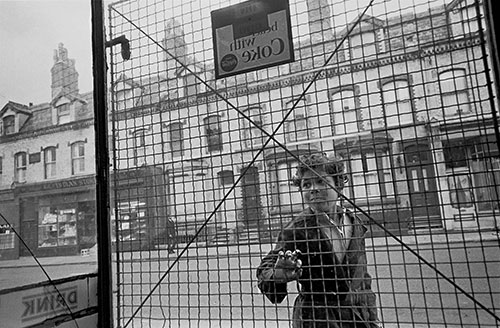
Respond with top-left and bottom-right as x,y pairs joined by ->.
51,43 -> 79,99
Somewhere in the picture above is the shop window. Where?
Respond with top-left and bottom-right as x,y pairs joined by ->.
443,141 -> 468,168
44,147 -> 57,179
470,140 -> 500,212
71,141 -> 85,175
166,122 -> 184,157
57,103 -> 71,124
14,152 -> 27,183
0,224 -> 15,250
331,88 -> 359,135
2,115 -> 15,135
382,79 -> 413,127
204,115 -> 223,153
285,99 -> 309,142
242,106 -> 265,149
448,174 -> 474,209
38,206 -> 77,247
439,69 -> 470,116
349,151 -> 394,200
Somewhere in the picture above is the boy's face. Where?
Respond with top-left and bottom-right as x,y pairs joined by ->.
300,169 -> 339,213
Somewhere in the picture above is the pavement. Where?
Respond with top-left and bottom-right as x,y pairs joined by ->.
0,229 -> 498,269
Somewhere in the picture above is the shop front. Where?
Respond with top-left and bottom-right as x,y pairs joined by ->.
0,190 -> 19,260
14,176 -> 96,258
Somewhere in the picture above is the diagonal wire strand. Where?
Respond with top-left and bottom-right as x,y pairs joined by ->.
109,2 -> 500,326
0,211 -> 81,328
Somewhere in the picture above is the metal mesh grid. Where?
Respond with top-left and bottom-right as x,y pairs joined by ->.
107,0 -> 500,327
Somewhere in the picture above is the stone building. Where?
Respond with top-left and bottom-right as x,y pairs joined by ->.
0,44 -> 96,259
110,0 -> 498,244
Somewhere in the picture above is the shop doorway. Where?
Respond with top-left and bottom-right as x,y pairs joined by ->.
404,144 -> 442,229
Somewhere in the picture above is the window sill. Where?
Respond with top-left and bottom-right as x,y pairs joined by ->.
348,197 -> 399,207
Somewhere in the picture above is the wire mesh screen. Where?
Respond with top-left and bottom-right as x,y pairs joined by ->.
107,0 -> 500,327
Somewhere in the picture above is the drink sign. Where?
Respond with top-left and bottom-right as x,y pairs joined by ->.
211,0 -> 294,79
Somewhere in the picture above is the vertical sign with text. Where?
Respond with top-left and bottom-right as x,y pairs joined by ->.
211,0 -> 294,79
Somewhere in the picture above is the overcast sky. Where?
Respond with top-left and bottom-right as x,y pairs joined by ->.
0,0 -> 445,109
0,0 -> 93,108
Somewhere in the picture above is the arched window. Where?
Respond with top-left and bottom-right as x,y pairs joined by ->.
204,115 -> 223,153
71,141 -> 85,175
166,122 -> 184,157
331,88 -> 359,135
44,147 -> 57,179
439,69 -> 470,116
242,106 -> 265,149
285,99 -> 309,142
382,79 -> 413,126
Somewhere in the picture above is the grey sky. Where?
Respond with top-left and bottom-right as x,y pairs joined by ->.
0,0 -> 93,107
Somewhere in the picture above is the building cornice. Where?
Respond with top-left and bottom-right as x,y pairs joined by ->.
112,35 -> 482,121
0,118 -> 94,143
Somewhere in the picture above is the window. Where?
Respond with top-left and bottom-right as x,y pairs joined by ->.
3,115 -> 15,135
242,107 -> 265,148
382,79 -> 413,126
14,152 -> 27,183
204,115 -> 223,153
71,142 -> 85,175
285,99 -> 309,142
218,170 -> 234,186
166,122 -> 184,157
331,88 -> 359,135
277,161 -> 301,211
38,206 -> 77,247
133,129 -> 146,165
57,103 -> 71,124
461,4 -> 483,35
439,69 -> 470,116
349,151 -> 394,200
350,31 -> 377,58
0,156 -> 3,184
44,147 -> 57,179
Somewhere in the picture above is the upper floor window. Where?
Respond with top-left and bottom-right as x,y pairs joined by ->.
3,115 -> 15,135
331,88 -> 359,135
44,147 -> 57,179
439,69 -> 470,116
460,4 -> 483,35
71,142 -> 85,175
242,107 -> 265,149
57,104 -> 71,124
166,122 -> 184,157
285,99 -> 309,142
350,31 -> 377,59
382,79 -> 413,127
133,129 -> 146,165
204,115 -> 223,153
14,152 -> 27,183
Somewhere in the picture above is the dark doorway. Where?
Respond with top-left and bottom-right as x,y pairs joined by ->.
404,143 -> 442,228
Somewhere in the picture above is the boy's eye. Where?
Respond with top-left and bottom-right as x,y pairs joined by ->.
302,182 -> 311,189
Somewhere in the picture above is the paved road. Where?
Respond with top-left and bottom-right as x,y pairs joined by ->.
113,240 -> 500,328
1,239 -> 499,328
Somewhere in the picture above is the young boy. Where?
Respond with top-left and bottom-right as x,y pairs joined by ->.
256,153 -> 379,328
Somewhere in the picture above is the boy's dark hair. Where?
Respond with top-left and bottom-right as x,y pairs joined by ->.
291,153 -> 349,190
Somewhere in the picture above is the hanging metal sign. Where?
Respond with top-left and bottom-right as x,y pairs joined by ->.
211,0 -> 294,79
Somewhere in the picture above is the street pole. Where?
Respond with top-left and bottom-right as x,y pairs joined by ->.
91,0 -> 113,327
